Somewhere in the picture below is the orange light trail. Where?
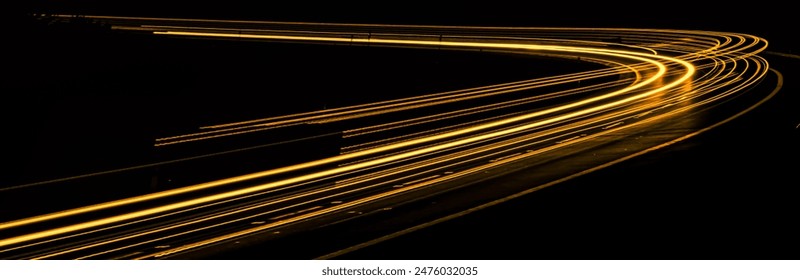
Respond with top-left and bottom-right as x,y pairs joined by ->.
2,16 -> 771,259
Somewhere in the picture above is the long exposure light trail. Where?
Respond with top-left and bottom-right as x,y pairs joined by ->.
0,15 -> 772,259
152,53 -> 642,145
0,40 -> 676,244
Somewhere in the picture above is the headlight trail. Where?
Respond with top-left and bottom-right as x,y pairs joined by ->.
1,15 -> 771,259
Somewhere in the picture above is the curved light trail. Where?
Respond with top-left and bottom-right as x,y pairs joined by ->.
0,15 -> 772,259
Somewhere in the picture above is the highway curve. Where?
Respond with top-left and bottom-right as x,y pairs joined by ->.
0,15 -> 777,259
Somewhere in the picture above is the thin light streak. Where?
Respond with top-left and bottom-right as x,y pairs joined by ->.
2,17 -> 772,259
0,30 -> 677,235
0,37 -> 688,247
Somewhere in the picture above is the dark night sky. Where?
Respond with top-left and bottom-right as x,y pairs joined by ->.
17,0 -> 796,51
17,1 -> 788,27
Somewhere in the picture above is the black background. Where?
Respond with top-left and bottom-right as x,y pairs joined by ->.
7,0 -> 799,260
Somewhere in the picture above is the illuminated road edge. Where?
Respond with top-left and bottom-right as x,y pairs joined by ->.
0,16 -> 773,259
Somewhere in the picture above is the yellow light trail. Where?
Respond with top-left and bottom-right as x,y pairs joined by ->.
153,60 -> 640,145
0,31 -> 694,248
145,28 -> 755,147
2,17 -> 771,259
139,71 -> 777,259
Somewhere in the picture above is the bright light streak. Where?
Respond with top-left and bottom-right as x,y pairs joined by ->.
1,17 -> 771,259
0,30 -> 694,248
